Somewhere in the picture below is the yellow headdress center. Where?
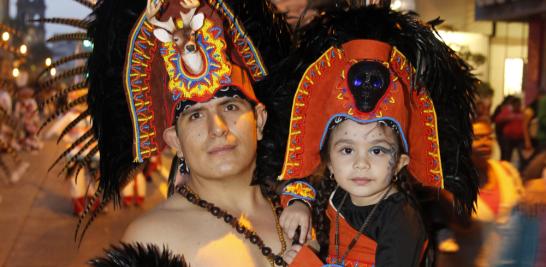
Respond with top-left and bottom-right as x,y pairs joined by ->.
176,18 -> 184,29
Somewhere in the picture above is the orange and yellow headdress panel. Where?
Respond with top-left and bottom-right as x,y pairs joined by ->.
280,39 -> 443,188
124,0 -> 268,162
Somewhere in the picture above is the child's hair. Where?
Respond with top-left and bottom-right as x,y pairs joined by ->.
310,120 -> 417,260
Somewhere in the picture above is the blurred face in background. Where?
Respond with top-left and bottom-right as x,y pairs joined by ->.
472,121 -> 494,160
272,0 -> 317,26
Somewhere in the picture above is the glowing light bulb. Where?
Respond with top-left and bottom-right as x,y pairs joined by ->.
45,57 -> 52,66
50,67 -> 57,76
1,32 -> 10,41
19,44 -> 27,54
12,68 -> 20,78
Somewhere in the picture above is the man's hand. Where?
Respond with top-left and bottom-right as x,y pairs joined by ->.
279,201 -> 312,244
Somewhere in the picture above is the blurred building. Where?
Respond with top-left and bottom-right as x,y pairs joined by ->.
15,0 -> 45,45
403,0 -> 530,111
0,0 -> 9,23
475,0 -> 546,105
11,0 -> 49,81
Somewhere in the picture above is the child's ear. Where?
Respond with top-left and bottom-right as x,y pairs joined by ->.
395,154 -> 410,173
326,162 -> 333,177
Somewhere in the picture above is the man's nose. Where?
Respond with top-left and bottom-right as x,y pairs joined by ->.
209,113 -> 228,137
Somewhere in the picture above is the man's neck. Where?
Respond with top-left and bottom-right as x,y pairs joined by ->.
186,173 -> 267,213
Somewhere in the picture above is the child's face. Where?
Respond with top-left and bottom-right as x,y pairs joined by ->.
327,120 -> 409,206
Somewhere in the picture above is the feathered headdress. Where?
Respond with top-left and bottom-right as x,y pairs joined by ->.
36,0 -> 292,241
274,5 -> 478,215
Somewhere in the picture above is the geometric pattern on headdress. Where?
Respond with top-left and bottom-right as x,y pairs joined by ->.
124,0 -> 267,162
279,39 -> 443,188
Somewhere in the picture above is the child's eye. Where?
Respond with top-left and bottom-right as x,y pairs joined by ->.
370,146 -> 389,155
225,104 -> 239,111
340,147 -> 353,155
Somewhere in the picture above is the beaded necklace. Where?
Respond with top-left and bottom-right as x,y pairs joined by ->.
333,185 -> 393,265
176,185 -> 287,266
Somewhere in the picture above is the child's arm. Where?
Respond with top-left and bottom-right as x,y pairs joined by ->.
279,201 -> 312,243
278,179 -> 316,244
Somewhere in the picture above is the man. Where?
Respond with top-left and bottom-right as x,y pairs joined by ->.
82,0 -> 296,266
122,94 -> 288,266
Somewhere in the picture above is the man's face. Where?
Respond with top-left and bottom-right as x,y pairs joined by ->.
472,121 -> 494,159
172,97 -> 266,180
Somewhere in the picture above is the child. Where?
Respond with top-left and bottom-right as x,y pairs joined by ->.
275,5 -> 479,266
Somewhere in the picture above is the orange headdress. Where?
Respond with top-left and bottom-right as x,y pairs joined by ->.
280,39 -> 442,187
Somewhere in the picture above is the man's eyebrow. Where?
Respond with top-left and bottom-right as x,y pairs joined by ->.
181,105 -> 204,115
218,97 -> 245,106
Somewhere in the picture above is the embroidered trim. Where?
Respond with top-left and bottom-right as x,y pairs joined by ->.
208,0 -> 268,81
280,47 -> 343,178
282,181 -> 316,202
124,14 -> 158,162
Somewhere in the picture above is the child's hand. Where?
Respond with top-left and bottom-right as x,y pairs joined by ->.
279,201 -> 312,244
283,244 -> 302,264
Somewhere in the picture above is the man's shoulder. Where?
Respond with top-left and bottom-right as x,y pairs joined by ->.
122,195 -> 193,245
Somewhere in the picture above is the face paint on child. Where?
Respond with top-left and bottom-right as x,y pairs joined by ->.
327,120 -> 409,206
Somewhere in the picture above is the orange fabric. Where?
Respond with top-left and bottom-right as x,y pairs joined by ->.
289,245 -> 324,267
280,39 -> 443,188
326,205 -> 376,266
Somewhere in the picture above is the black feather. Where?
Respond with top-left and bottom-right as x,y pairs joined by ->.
30,18 -> 90,29
38,81 -> 88,109
39,66 -> 87,90
47,32 -> 89,43
37,53 -> 91,80
57,109 -> 91,144
38,94 -> 87,134
89,243 -> 188,267
73,0 -> 95,9
48,129 -> 93,172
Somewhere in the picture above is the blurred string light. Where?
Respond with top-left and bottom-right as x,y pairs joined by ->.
19,44 -> 27,54
45,57 -> 52,67
50,67 -> 57,77
390,0 -> 414,11
12,68 -> 20,78
391,0 -> 402,10
83,40 -> 93,48
1,31 -> 9,41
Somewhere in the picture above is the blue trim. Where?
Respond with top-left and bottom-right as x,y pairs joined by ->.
318,114 -> 409,153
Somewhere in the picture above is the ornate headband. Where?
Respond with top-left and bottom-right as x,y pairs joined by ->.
124,0 -> 269,162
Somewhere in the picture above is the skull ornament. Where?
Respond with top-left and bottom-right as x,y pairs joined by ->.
347,61 -> 390,112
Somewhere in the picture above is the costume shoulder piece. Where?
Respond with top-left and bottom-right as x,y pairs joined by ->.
36,0 -> 291,241
274,5 -> 478,216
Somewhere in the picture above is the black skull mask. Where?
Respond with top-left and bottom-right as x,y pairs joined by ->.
347,61 -> 390,112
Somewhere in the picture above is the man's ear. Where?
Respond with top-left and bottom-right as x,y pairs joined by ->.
163,126 -> 184,158
396,154 -> 410,173
254,103 -> 268,141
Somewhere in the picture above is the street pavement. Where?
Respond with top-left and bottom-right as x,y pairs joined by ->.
0,140 -> 166,267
